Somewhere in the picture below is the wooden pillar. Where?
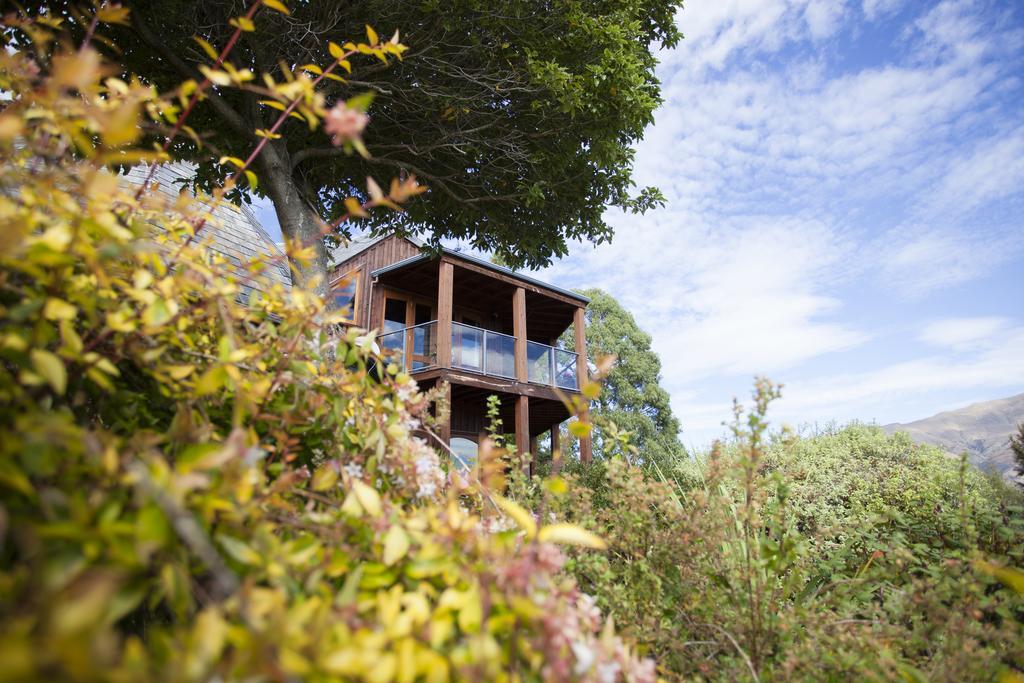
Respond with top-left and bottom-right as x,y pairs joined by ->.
551,422 -> 562,474
515,395 -> 530,469
437,382 -> 451,447
437,261 -> 453,369
513,287 -> 527,382
574,307 -> 593,463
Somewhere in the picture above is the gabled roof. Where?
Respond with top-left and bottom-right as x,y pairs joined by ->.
371,247 -> 590,305
328,233 -> 425,268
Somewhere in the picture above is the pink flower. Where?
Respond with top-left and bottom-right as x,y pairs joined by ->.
324,102 -> 369,145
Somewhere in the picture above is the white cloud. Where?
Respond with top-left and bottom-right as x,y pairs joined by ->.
778,326 -> 1024,420
919,317 -> 1009,350
547,0 -> 1024,445
679,326 -> 1024,442
863,0 -> 905,21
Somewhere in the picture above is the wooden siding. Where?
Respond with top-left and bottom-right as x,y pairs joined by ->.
329,235 -> 421,328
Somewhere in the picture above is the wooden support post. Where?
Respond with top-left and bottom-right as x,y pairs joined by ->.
515,395 -> 530,472
574,307 -> 593,463
437,261 -> 454,369
513,287 -> 527,382
437,382 -> 451,447
551,422 -> 562,474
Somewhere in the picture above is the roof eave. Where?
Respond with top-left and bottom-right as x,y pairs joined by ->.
370,248 -> 589,305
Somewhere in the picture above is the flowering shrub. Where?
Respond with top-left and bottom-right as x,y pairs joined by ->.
0,8 -> 653,682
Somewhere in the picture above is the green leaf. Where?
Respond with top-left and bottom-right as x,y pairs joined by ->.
217,535 -> 261,566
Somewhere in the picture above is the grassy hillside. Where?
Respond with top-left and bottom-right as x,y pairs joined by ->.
883,393 -> 1024,480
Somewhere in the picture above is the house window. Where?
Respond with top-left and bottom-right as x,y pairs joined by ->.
331,269 -> 361,323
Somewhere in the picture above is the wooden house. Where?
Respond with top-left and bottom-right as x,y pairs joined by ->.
124,164 -> 589,470
329,235 -> 592,469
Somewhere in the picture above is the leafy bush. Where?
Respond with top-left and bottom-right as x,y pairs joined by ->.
0,12 -> 652,682
552,382 -> 1024,681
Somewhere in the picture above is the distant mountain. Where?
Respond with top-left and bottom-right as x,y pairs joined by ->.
882,393 -> 1024,481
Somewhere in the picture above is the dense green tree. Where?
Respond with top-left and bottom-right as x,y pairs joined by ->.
37,0 -> 681,289
1012,422 -> 1024,485
563,288 -> 685,472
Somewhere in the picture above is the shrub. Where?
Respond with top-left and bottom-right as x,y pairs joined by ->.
0,11 -> 652,682
551,382 -> 1024,681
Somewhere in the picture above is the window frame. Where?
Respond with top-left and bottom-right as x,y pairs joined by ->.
330,267 -> 362,324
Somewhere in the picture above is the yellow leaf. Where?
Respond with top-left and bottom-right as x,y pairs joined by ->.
198,66 -> 232,87
328,42 -> 345,60
383,525 -> 410,566
493,495 -> 536,539
569,420 -> 592,438
352,480 -> 382,517
30,349 -> 66,394
976,560 -> 1024,594
195,366 -> 228,396
102,101 -> 141,148
97,6 -> 132,25
366,25 -> 379,45
344,197 -> 368,218
263,0 -> 290,14
166,365 -> 195,380
538,523 -> 607,550
142,298 -> 175,327
366,176 -> 384,202
311,464 -> 338,491
193,36 -> 219,60
230,16 -> 255,32
43,298 -> 77,321
260,99 -> 287,111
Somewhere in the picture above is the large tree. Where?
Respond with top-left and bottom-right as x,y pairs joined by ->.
564,288 -> 685,471
45,0 -> 681,289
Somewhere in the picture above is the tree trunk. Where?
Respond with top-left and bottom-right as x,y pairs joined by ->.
257,144 -> 331,299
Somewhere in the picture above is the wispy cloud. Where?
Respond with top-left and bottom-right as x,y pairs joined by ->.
542,0 -> 1024,443
919,317 -> 1009,350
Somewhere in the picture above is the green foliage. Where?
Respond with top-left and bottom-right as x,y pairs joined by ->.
550,383 -> 1024,681
1011,422 -> 1024,484
560,288 -> 686,478
46,0 -> 682,272
0,17 -> 655,682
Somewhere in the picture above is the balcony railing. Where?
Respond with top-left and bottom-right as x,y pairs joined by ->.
378,320 -> 578,390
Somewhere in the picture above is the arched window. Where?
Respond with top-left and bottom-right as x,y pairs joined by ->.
450,437 -> 478,471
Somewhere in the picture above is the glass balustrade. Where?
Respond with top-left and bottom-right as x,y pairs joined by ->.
526,341 -> 552,385
451,322 -> 483,372
484,330 -> 516,378
554,348 -> 578,390
378,320 -> 578,390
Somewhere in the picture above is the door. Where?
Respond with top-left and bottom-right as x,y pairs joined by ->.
379,293 -> 435,371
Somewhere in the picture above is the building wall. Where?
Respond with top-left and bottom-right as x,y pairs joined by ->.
330,235 -> 421,327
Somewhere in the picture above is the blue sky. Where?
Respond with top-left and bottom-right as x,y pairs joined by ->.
257,0 -> 1024,447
